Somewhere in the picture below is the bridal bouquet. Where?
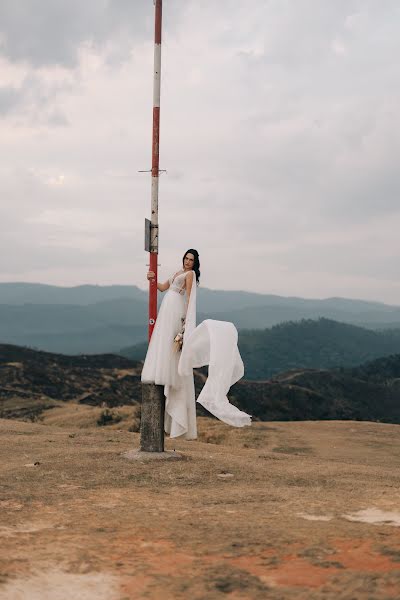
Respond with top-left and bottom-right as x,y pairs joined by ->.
173,317 -> 186,352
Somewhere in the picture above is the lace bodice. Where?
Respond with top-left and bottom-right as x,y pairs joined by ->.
169,271 -> 190,295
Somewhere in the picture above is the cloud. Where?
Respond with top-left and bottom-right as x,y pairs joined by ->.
0,68 -> 73,127
0,0 -> 150,67
0,1 -> 400,303
0,84 -> 21,114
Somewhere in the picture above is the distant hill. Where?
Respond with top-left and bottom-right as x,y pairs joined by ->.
1,343 -> 400,424
1,282 -> 400,354
0,299 -> 148,354
202,300 -> 400,330
0,344 -> 141,421
121,340 -> 148,361
238,319 -> 400,379
348,353 -> 400,383
9,325 -> 147,355
121,318 -> 400,379
0,283 -> 147,305
229,356 -> 400,424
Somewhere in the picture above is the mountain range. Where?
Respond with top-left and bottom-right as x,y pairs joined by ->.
1,282 -> 400,355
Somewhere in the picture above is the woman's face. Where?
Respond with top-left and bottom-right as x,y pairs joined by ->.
183,253 -> 195,270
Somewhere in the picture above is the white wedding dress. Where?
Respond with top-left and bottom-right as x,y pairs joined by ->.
141,270 -> 251,439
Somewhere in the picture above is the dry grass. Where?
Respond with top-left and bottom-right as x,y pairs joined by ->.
0,410 -> 400,599
41,402 -> 141,431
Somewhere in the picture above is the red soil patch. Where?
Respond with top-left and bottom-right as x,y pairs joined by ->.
227,538 -> 400,589
331,539 -> 399,572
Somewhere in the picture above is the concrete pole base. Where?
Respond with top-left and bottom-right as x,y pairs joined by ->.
122,449 -> 183,461
140,383 -> 165,452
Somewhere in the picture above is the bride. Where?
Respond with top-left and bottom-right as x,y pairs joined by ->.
141,249 -> 251,439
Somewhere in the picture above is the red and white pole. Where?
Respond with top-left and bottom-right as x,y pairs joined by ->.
148,0 -> 163,341
139,0 -> 165,454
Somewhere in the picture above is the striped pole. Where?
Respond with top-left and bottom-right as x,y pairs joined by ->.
140,0 -> 165,454
148,0 -> 163,341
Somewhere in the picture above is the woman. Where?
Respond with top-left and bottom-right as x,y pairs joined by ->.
141,249 -> 251,439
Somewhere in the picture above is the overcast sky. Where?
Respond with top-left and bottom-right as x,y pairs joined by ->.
1,0 -> 399,303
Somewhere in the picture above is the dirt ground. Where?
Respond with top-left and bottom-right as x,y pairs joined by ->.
0,413 -> 400,599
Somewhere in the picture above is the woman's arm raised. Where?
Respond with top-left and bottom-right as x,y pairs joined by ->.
158,279 -> 170,292
146,271 -> 170,292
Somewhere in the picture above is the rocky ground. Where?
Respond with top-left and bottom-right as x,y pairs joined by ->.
0,413 -> 399,599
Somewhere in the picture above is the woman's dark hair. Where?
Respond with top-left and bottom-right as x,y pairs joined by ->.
182,249 -> 200,285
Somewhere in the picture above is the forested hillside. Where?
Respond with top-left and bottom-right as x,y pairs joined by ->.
230,355 -> 400,424
238,318 -> 400,379
121,318 -> 400,379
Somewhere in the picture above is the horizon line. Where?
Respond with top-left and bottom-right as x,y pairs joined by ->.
0,280 -> 398,308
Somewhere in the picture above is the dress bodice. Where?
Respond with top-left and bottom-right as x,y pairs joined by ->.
169,271 -> 189,295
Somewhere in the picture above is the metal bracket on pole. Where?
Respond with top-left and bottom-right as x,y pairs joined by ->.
144,219 -> 159,253
144,219 -> 151,252
150,224 -> 159,254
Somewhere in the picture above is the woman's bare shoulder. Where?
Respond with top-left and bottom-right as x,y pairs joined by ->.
185,270 -> 195,282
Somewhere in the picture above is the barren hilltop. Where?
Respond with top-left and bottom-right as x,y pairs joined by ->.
1,344 -> 400,598
1,414 -> 400,599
